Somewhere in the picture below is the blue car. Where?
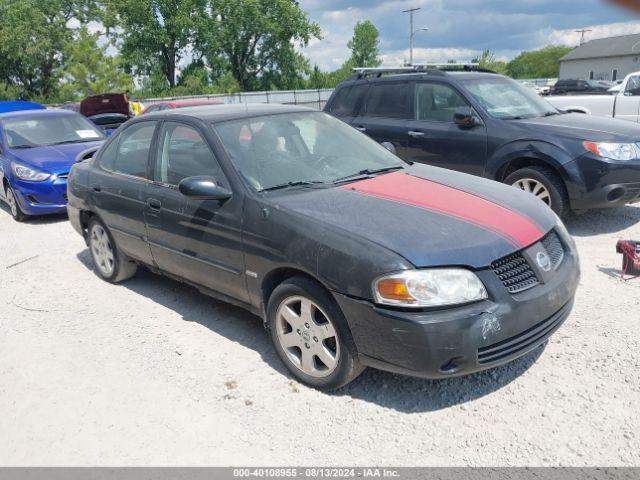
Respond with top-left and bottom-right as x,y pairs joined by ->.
0,109 -> 105,221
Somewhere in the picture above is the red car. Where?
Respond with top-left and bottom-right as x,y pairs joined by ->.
142,98 -> 223,114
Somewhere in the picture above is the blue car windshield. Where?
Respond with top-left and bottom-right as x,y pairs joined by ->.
4,114 -> 104,148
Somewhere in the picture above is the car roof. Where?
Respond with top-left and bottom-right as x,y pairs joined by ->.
0,108 -> 78,120
342,71 -> 504,87
157,99 -> 224,107
141,103 -> 315,123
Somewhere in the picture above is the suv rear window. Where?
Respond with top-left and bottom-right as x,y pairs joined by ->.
328,84 -> 368,117
362,82 -> 410,119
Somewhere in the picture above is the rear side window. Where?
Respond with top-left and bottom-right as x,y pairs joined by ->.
362,82 -> 410,119
154,122 -> 226,186
328,84 -> 367,117
104,122 -> 156,178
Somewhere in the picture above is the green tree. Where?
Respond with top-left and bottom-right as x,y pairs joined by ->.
102,0 -> 201,89
472,49 -> 508,74
347,20 -> 381,68
196,0 -> 321,91
0,0 -> 97,99
58,27 -> 132,101
507,45 -> 573,79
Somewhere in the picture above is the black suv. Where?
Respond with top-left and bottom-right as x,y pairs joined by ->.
325,67 -> 640,216
550,79 -> 610,95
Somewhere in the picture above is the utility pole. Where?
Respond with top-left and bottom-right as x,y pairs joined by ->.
403,7 -> 426,66
575,29 -> 592,45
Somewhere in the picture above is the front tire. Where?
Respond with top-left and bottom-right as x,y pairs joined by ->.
88,217 -> 137,283
5,184 -> 28,222
267,276 -> 364,390
505,166 -> 569,217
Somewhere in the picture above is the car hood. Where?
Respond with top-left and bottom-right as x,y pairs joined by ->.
272,165 -> 556,269
9,140 -> 104,175
514,112 -> 640,142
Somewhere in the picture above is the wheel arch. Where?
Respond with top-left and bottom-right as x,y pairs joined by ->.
260,267 -> 332,320
489,141 -> 574,183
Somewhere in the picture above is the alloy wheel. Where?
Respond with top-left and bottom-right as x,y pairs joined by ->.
90,224 -> 115,277
275,296 -> 340,378
512,178 -> 552,208
6,187 -> 18,218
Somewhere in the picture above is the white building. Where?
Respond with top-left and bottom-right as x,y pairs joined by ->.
559,33 -> 640,82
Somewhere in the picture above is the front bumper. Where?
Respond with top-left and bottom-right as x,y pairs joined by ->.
12,176 -> 68,215
334,241 -> 580,379
565,155 -> 640,210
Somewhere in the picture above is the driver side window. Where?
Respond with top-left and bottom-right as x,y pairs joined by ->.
416,83 -> 470,122
154,122 -> 226,187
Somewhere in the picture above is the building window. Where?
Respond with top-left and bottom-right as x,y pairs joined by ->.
589,71 -> 594,80
612,69 -> 618,82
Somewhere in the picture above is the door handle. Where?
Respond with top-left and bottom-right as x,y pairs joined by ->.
91,185 -> 101,192
408,131 -> 425,138
355,126 -> 367,132
147,198 -> 162,211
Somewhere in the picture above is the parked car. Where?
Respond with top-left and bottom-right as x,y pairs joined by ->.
142,98 -> 223,114
0,100 -> 46,113
67,104 -> 579,390
324,67 -> 640,216
547,71 -> 640,122
0,109 -> 104,221
80,93 -> 132,135
549,79 -> 610,95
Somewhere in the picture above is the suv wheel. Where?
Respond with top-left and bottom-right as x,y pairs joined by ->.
88,217 -> 137,283
505,166 -> 569,217
5,184 -> 28,222
267,276 -> 364,390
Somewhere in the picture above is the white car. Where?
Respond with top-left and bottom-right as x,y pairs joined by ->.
547,71 -> 640,122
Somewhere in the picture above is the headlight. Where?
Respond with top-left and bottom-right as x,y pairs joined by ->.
583,141 -> 640,161
373,269 -> 488,308
11,163 -> 50,181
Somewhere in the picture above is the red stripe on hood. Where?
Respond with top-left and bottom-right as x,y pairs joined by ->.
342,172 -> 544,248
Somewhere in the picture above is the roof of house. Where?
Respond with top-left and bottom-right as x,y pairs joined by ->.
561,33 -> 640,61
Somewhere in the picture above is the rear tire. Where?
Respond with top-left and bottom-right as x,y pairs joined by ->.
267,276 -> 364,391
4,184 -> 28,222
87,217 -> 137,283
505,166 -> 569,217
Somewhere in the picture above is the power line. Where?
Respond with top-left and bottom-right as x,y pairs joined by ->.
575,29 -> 592,45
402,7 -> 427,66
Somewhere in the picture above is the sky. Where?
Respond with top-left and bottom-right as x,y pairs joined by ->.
298,0 -> 640,70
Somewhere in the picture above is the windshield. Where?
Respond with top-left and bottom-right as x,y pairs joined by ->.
214,112 -> 405,191
460,77 -> 558,119
4,114 -> 104,148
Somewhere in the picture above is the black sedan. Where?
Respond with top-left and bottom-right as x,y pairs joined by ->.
67,104 -> 580,390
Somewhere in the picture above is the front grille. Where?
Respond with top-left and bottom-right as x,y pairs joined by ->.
491,252 -> 539,294
57,173 -> 69,179
63,193 -> 68,201
541,231 -> 564,269
477,302 -> 571,364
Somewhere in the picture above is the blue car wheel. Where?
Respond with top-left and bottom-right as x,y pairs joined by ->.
5,184 -> 28,222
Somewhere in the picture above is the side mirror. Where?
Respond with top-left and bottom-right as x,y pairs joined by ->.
76,146 -> 101,163
178,176 -> 232,201
380,142 -> 397,155
453,107 -> 480,129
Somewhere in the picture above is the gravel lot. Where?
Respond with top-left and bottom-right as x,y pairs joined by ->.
1,201 -> 639,466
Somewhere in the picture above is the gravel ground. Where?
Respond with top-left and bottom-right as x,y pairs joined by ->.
0,201 -> 639,466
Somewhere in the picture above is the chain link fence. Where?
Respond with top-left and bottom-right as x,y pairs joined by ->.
143,89 -> 335,110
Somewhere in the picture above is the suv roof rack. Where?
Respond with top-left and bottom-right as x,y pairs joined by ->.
351,63 -> 496,79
